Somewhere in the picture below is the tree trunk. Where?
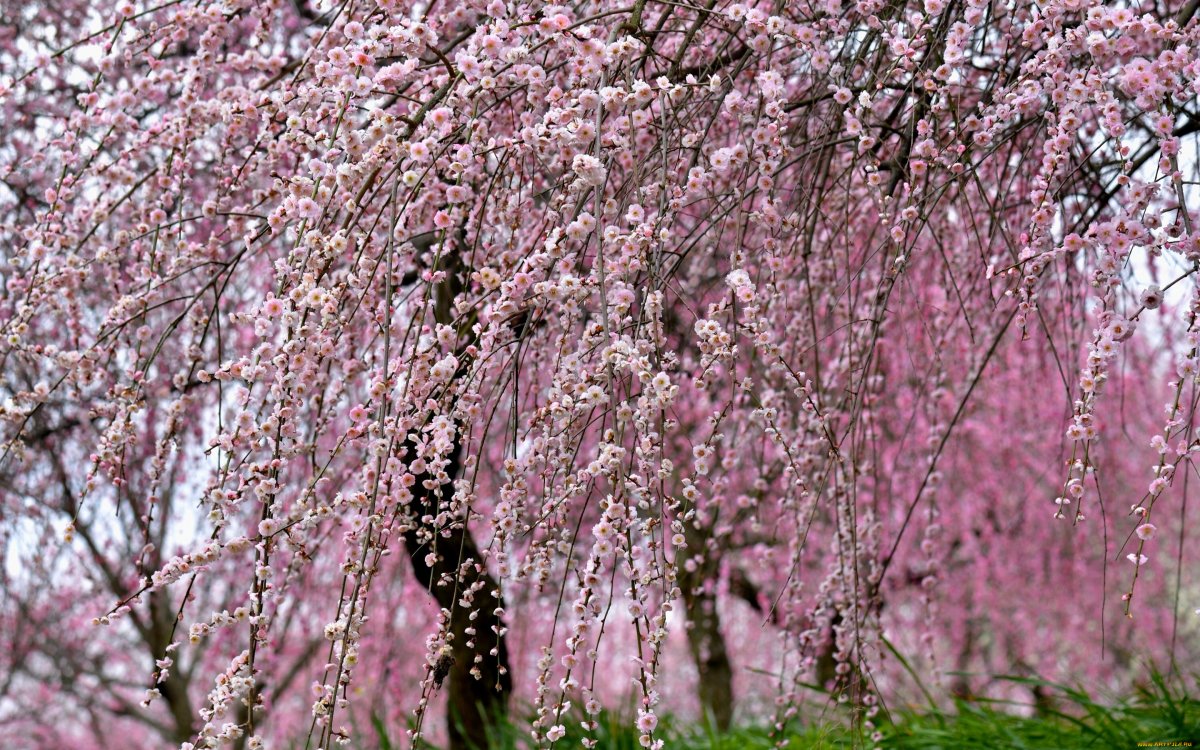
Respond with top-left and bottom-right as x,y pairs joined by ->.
679,526 -> 734,731
681,583 -> 734,731
404,442 -> 511,750
147,589 -> 196,744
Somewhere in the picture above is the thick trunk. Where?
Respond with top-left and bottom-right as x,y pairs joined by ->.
681,584 -> 734,731
401,226 -> 511,748
679,526 -> 735,731
147,590 -> 196,744
404,443 -> 511,750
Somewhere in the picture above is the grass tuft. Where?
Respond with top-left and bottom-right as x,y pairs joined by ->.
368,669 -> 1200,749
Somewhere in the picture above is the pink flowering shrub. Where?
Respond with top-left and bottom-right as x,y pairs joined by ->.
1,0 -> 1199,748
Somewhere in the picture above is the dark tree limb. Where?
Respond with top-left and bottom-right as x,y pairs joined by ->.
403,442 -> 511,750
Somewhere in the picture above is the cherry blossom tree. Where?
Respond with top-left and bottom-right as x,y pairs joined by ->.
1,0 -> 1199,748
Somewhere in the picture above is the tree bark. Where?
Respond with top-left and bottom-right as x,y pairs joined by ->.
144,589 -> 196,744
681,584 -> 734,731
679,527 -> 734,731
403,443 -> 511,750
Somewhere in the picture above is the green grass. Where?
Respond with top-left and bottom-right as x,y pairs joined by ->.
882,672 -> 1200,749
375,670 -> 1200,749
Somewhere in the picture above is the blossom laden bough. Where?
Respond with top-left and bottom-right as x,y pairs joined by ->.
0,0 -> 1198,748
